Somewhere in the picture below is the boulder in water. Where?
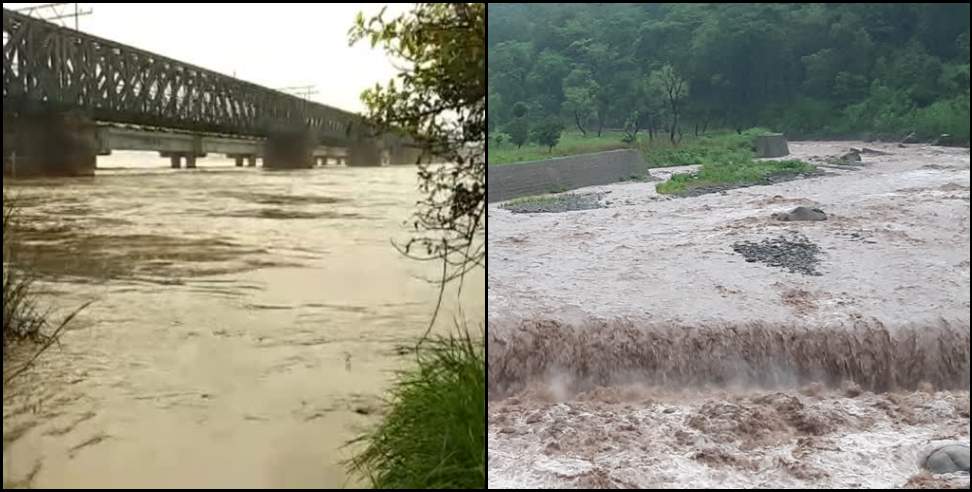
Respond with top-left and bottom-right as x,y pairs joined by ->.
772,206 -> 827,222
924,445 -> 970,474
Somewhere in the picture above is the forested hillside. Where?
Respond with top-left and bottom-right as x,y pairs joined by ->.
488,3 -> 970,144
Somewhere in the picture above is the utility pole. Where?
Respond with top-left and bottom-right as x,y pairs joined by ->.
14,3 -> 92,30
276,85 -> 319,101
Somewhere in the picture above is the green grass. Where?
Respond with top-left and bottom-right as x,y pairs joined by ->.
488,130 -> 631,165
348,327 -> 485,489
655,149 -> 815,195
634,127 -> 816,195
504,194 -> 563,208
639,128 -> 775,168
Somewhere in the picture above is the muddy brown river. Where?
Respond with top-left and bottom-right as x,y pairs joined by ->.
2,153 -> 484,488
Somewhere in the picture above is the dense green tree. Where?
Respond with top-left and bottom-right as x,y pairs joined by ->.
531,119 -> 565,152
489,3 -> 971,143
508,118 -> 529,149
562,68 -> 599,136
352,2 -> 485,283
650,65 -> 689,145
512,101 -> 529,119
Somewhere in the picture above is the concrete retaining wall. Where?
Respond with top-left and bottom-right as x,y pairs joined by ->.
487,149 -> 645,203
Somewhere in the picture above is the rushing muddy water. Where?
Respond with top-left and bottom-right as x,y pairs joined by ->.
2,153 -> 484,488
488,142 -> 970,488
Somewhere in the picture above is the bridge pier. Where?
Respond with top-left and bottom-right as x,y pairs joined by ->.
3,111 -> 97,177
264,131 -> 315,169
3,114 -> 12,175
347,140 -> 385,167
227,154 -> 258,168
161,152 -> 203,169
389,146 -> 425,166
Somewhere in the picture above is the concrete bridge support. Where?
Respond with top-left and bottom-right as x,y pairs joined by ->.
3,111 -> 97,177
3,114 -> 13,176
264,131 -> 315,169
228,154 -> 258,168
389,146 -> 426,166
347,140 -> 384,167
161,152 -> 203,169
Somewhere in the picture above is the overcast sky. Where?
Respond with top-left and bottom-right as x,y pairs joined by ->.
4,3 -> 411,114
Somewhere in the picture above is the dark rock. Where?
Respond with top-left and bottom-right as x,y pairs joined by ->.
924,445 -> 970,474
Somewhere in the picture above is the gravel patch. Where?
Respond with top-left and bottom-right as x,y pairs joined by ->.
502,193 -> 607,214
732,233 -> 824,276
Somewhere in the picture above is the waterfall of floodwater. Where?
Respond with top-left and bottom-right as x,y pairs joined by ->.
2,152 -> 484,488
488,317 -> 971,400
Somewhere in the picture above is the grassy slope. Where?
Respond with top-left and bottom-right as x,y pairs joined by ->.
488,130 -> 631,165
348,329 -> 485,489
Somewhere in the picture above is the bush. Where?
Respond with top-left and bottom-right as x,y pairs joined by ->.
913,94 -> 970,142
3,197 -> 45,354
348,328 -> 485,489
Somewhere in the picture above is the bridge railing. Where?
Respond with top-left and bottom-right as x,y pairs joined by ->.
2,8 -> 369,142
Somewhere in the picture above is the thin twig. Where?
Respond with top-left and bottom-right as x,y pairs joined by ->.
416,260 -> 448,354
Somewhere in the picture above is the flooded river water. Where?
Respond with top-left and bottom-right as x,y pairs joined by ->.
2,153 -> 484,488
488,142 -> 970,488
